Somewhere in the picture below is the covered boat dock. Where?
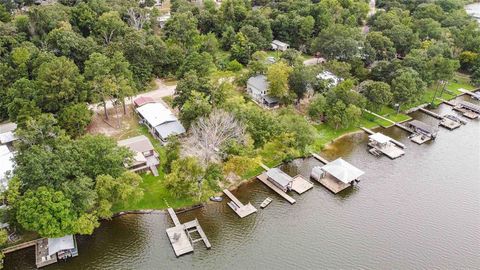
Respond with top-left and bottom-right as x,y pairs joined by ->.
368,133 -> 405,159
405,120 -> 438,144
454,101 -> 480,119
310,158 -> 365,194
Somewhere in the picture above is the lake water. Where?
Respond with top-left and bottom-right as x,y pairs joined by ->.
466,2 -> 480,22
5,95 -> 480,270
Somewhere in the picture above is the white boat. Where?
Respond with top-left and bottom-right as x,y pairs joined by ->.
260,197 -> 272,209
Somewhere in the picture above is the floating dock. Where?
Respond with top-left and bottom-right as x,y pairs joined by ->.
223,189 -> 257,218
291,175 -> 314,194
404,120 -> 438,144
166,208 -> 211,257
257,173 -> 296,204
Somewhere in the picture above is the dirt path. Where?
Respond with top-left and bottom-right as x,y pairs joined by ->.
89,79 -> 177,112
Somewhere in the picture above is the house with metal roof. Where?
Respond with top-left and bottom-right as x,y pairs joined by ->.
271,40 -> 289,51
316,71 -> 343,89
118,135 -> 160,176
266,168 -> 293,192
246,75 -> 280,108
0,145 -> 14,191
135,102 -> 186,143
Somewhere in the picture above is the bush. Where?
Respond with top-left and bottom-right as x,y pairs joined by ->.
226,60 -> 243,72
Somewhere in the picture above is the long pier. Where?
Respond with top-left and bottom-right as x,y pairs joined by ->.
310,152 -> 329,164
419,107 -> 443,119
223,189 -> 257,218
2,239 -> 39,254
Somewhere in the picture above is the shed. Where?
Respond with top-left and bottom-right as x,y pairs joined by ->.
266,168 -> 293,192
319,158 -> 364,184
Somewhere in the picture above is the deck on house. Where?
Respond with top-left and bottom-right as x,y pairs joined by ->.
291,175 -> 313,194
257,173 -> 296,204
314,174 -> 351,194
223,189 -> 257,218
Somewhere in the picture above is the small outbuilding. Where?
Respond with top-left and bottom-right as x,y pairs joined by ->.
271,40 -> 289,51
316,71 -> 342,89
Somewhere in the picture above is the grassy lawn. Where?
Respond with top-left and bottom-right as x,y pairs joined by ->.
113,173 -> 195,211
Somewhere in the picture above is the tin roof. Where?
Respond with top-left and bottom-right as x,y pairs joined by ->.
320,158 -> 364,184
266,168 -> 293,188
48,235 -> 75,256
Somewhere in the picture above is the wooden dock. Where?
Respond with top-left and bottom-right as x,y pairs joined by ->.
368,142 -> 405,159
291,175 -> 313,194
257,173 -> 296,204
166,208 -> 211,257
311,152 -> 329,164
440,118 -> 461,130
223,189 -> 257,218
419,107 -> 443,119
315,174 -> 351,194
438,98 -> 456,107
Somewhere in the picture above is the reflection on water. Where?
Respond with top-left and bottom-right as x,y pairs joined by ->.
5,94 -> 480,269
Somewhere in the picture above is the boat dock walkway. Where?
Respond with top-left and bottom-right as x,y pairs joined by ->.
311,152 -> 329,164
419,107 -> 443,119
438,98 -> 456,107
457,88 -> 480,99
360,127 -> 406,149
257,173 -> 296,204
223,189 -> 257,218
166,208 -> 211,257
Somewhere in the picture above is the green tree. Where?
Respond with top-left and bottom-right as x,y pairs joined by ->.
360,80 -> 393,111
180,91 -> 212,128
16,187 -> 77,237
95,171 -> 143,218
391,68 -> 426,109
94,11 -> 126,45
308,94 -> 327,121
230,32 -> 256,65
177,52 -> 215,79
0,4 -> 11,23
58,103 -> 93,138
266,61 -> 293,102
311,24 -> 363,61
164,157 -> 205,200
288,66 -> 310,101
35,56 -> 85,114
163,11 -> 200,49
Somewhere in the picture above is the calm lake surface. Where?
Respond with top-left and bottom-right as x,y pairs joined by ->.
5,95 -> 480,270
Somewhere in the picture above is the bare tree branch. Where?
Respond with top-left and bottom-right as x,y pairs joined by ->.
182,110 -> 246,166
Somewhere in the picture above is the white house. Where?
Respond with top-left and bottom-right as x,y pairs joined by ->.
0,145 -> 14,191
135,100 -> 186,143
271,40 -> 289,51
246,75 -> 280,108
316,71 -> 343,89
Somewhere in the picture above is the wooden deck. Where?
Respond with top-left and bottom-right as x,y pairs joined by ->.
440,118 -> 461,130
223,189 -> 257,218
291,175 -> 313,194
360,127 -> 406,149
314,174 -> 351,194
410,134 -> 431,144
368,142 -> 405,159
257,173 -> 296,204
166,208 -> 211,257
